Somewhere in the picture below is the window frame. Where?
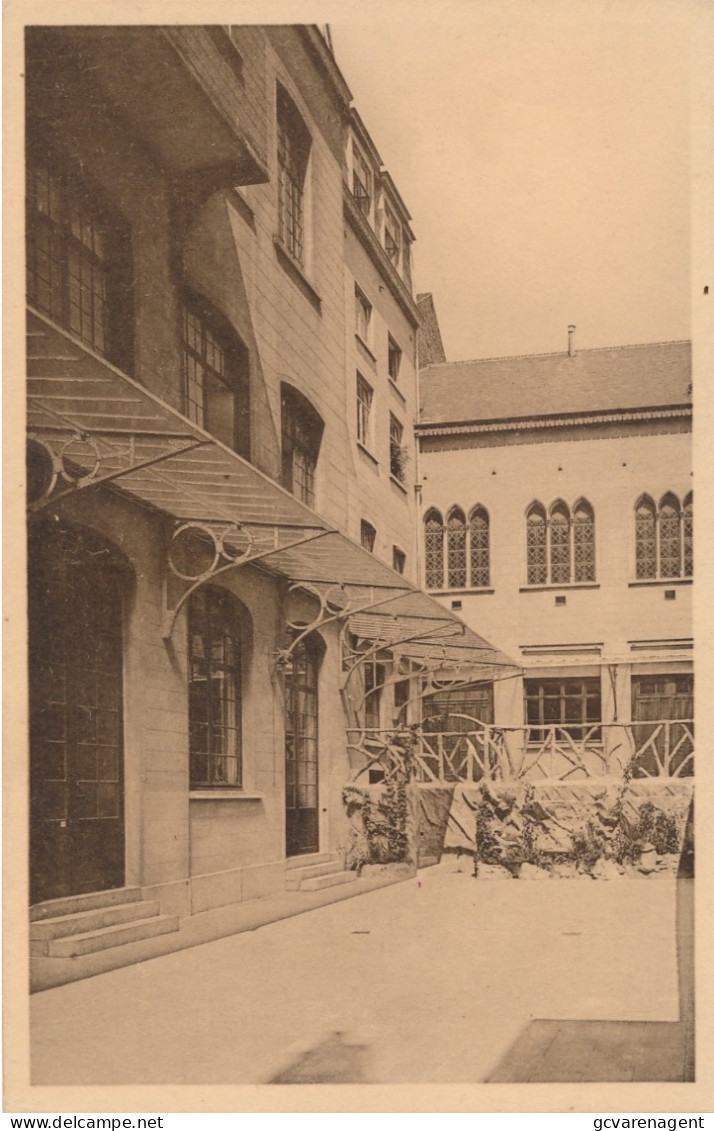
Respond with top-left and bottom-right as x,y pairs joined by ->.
188,585 -> 244,790
388,335 -> 402,383
389,413 -> 406,482
181,294 -> 250,458
276,84 -> 311,269
524,676 -> 602,744
355,286 -> 372,345
392,546 -> 406,575
281,384 -> 324,507
360,520 -> 376,553
424,509 -> 445,590
526,498 -> 596,586
351,141 -> 373,221
635,492 -> 693,580
356,372 -> 374,449
26,156 -> 134,372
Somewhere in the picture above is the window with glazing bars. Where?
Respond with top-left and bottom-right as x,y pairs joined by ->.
635,492 -> 693,579
525,677 -> 601,743
352,144 -> 372,218
356,374 -> 373,447
188,586 -> 243,788
26,160 -> 132,370
469,507 -> 490,587
281,385 -> 323,507
526,499 -> 595,584
277,86 -> 310,266
360,520 -> 376,552
424,509 -> 445,590
446,508 -> 467,588
181,299 -> 250,456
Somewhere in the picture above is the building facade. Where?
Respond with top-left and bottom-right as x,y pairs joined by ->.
417,334 -> 693,782
25,24 -> 510,969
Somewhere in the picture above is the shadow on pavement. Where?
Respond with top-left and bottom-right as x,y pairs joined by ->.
486,800 -> 695,1084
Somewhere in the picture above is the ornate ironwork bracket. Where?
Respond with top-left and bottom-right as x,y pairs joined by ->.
26,426 -> 210,513
273,582 -> 414,671
162,522 -> 333,639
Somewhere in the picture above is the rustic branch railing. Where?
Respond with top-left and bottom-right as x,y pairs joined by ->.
346,719 -> 694,783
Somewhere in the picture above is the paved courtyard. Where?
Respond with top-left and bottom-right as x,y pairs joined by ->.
31,871 -> 682,1085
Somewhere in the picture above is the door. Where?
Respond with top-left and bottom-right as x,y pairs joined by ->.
29,526 -> 126,904
632,674 -> 694,777
284,635 -> 320,856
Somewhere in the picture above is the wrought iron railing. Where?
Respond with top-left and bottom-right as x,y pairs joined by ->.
346,717 -> 694,783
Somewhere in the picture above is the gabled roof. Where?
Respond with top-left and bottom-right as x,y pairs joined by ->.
419,340 -> 691,426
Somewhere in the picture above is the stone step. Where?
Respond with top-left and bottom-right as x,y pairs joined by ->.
286,861 -> 346,890
44,915 -> 180,958
286,852 -> 339,870
30,887 -> 144,922
298,870 -> 356,893
30,901 -> 160,945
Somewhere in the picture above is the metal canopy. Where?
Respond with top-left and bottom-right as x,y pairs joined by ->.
27,308 -> 518,676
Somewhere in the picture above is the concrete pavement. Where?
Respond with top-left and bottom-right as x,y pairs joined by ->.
31,870 -> 681,1085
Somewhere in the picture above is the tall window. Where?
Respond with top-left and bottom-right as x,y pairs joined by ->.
351,143 -> 372,219
26,159 -> 133,371
363,660 -> 386,729
469,506 -> 490,588
181,297 -> 250,457
356,373 -> 373,447
188,587 -> 243,789
424,509 -> 444,590
392,546 -> 406,574
384,204 -> 401,267
525,677 -> 601,742
446,507 -> 467,589
360,520 -> 376,552
281,384 -> 323,507
388,335 -> 402,382
635,492 -> 693,579
526,499 -> 596,585
277,85 -> 311,266
389,414 -> 406,482
355,286 -> 371,343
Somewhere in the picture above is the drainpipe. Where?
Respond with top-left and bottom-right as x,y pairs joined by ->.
568,324 -> 576,357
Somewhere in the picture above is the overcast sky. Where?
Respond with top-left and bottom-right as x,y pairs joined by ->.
330,0 -> 691,362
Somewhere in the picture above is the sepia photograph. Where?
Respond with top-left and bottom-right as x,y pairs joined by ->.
5,0 -> 712,1114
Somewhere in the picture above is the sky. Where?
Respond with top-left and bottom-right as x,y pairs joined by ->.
329,0 -> 692,362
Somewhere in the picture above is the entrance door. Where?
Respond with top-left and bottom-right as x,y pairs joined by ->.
632,674 -> 694,777
29,526 -> 126,904
284,636 -> 319,856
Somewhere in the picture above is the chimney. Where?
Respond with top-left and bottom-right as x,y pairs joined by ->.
567,324 -> 576,357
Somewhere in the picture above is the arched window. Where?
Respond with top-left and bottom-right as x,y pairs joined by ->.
446,507 -> 467,589
285,632 -> 322,856
527,498 -> 596,585
188,586 -> 245,788
469,506 -> 490,588
549,501 -> 571,584
281,383 -> 324,507
573,499 -> 596,583
659,493 -> 682,579
424,509 -> 444,590
635,495 -> 657,579
683,493 -> 693,578
526,502 -> 547,585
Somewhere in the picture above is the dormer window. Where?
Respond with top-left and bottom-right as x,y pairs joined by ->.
351,143 -> 372,220
384,203 -> 401,267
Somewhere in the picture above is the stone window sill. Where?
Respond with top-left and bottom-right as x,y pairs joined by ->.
189,791 -> 264,801
357,441 -> 379,467
519,583 -> 600,592
274,238 -> 322,312
628,578 -> 692,587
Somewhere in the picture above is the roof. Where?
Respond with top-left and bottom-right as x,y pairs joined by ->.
416,293 -> 447,367
419,340 -> 691,426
